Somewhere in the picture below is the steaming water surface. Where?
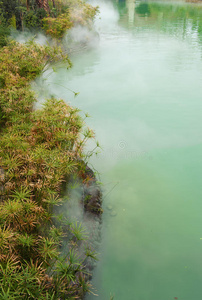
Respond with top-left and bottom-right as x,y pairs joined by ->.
37,0 -> 202,299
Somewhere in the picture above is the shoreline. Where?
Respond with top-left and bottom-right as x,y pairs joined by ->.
0,1 -> 102,298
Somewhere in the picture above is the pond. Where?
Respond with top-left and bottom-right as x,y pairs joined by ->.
36,0 -> 202,299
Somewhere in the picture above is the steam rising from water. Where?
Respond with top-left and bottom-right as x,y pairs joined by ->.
90,0 -> 119,31
56,178 -> 102,269
63,25 -> 99,54
10,29 -> 50,45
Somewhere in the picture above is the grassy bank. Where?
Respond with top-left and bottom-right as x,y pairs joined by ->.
0,1 -> 101,299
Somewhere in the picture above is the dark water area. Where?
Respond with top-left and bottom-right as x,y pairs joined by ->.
36,0 -> 202,299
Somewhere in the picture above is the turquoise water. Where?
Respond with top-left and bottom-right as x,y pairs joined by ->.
37,1 -> 202,299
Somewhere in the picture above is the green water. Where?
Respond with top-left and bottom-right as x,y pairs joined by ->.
38,0 -> 202,299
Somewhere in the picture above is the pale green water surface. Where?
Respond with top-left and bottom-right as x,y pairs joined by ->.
37,0 -> 202,299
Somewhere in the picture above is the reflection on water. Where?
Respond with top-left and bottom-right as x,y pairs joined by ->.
119,0 -> 202,50
35,0 -> 202,299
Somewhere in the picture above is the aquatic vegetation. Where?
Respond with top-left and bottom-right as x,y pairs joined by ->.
70,221 -> 88,241
0,2 -> 101,296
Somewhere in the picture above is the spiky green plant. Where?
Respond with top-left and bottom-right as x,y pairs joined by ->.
11,187 -> 32,201
70,221 -> 88,241
49,225 -> 65,243
38,237 -> 59,264
84,247 -> 98,261
17,233 -> 36,249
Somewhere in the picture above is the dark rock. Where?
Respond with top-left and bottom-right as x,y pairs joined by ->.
79,162 -> 103,215
83,185 -> 102,215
